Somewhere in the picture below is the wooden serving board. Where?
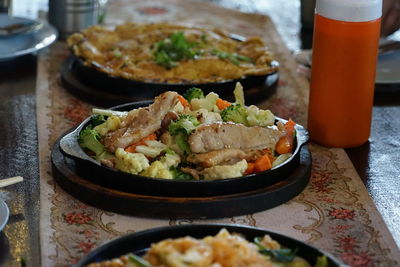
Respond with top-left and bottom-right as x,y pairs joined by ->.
51,138 -> 311,219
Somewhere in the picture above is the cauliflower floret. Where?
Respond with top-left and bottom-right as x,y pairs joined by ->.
140,161 -> 173,179
93,115 -> 122,136
114,148 -> 149,174
189,108 -> 222,124
135,140 -> 168,158
190,92 -> 219,112
172,101 -> 185,114
161,151 -> 181,167
233,82 -> 245,106
246,105 -> 275,127
202,159 -> 247,180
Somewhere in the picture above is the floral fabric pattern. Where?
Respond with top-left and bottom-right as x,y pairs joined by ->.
36,0 -> 400,266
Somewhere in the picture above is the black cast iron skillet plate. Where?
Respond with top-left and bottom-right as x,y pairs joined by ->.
60,55 -> 279,106
52,137 -> 310,218
59,100 -> 309,197
74,224 -> 345,267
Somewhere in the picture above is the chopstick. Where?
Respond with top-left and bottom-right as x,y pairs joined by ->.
0,176 -> 24,188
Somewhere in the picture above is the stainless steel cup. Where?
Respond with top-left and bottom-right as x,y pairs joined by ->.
0,0 -> 11,14
48,0 -> 99,39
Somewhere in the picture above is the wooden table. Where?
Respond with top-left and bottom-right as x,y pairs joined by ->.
0,0 -> 399,266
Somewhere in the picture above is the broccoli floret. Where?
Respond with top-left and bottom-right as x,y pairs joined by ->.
220,104 -> 248,125
89,114 -> 106,127
170,166 -> 194,180
78,127 -> 105,157
168,115 -> 200,154
168,115 -> 200,135
174,132 -> 191,155
184,87 -> 204,102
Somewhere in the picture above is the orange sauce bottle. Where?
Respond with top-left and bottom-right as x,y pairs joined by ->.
308,0 -> 382,147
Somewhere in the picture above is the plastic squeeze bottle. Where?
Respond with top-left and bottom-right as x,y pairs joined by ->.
307,0 -> 382,147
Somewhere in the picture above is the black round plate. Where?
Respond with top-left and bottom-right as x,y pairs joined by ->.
60,55 -> 279,107
52,136 -> 310,218
59,101 -> 309,197
74,224 -> 344,267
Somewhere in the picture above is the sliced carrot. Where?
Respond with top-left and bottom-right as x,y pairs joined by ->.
177,95 -> 190,109
275,119 -> 296,154
275,135 -> 293,155
254,155 -> 272,173
216,98 -> 231,110
125,133 -> 157,153
244,162 -> 255,175
284,119 -> 296,135
262,148 -> 275,163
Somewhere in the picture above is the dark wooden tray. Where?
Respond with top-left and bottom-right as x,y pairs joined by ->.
51,137 -> 311,219
60,55 -> 279,107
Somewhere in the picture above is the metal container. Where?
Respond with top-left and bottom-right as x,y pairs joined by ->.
0,0 -> 12,14
48,0 -> 99,39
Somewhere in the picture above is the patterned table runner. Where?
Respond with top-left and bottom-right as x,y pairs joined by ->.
36,0 -> 399,266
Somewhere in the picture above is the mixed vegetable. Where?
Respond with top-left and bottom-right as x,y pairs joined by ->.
78,83 -> 297,180
86,229 -> 329,267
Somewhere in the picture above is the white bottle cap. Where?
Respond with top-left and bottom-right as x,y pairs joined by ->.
316,0 -> 382,22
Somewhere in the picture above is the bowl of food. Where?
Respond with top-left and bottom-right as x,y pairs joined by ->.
74,224 -> 345,267
59,84 -> 308,197
65,22 -> 279,99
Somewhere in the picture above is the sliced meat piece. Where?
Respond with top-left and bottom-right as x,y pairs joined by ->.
188,122 -> 282,153
187,149 -> 246,168
187,148 -> 271,168
103,91 -> 179,152
180,167 -> 201,180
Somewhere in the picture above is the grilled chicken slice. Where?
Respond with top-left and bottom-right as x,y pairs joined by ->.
103,91 -> 179,152
187,148 -> 270,168
188,122 -> 282,153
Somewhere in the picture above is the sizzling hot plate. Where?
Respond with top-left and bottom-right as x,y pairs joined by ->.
59,101 -> 309,197
74,224 -> 345,267
62,55 -> 279,105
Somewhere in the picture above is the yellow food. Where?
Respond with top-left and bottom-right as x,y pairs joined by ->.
67,23 -> 277,84
114,148 -> 149,174
202,159 -> 248,180
94,115 -> 121,136
145,229 -> 272,267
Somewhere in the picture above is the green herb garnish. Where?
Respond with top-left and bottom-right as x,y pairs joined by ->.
254,237 -> 298,262
153,32 -> 200,69
127,253 -> 153,267
211,49 -> 252,65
